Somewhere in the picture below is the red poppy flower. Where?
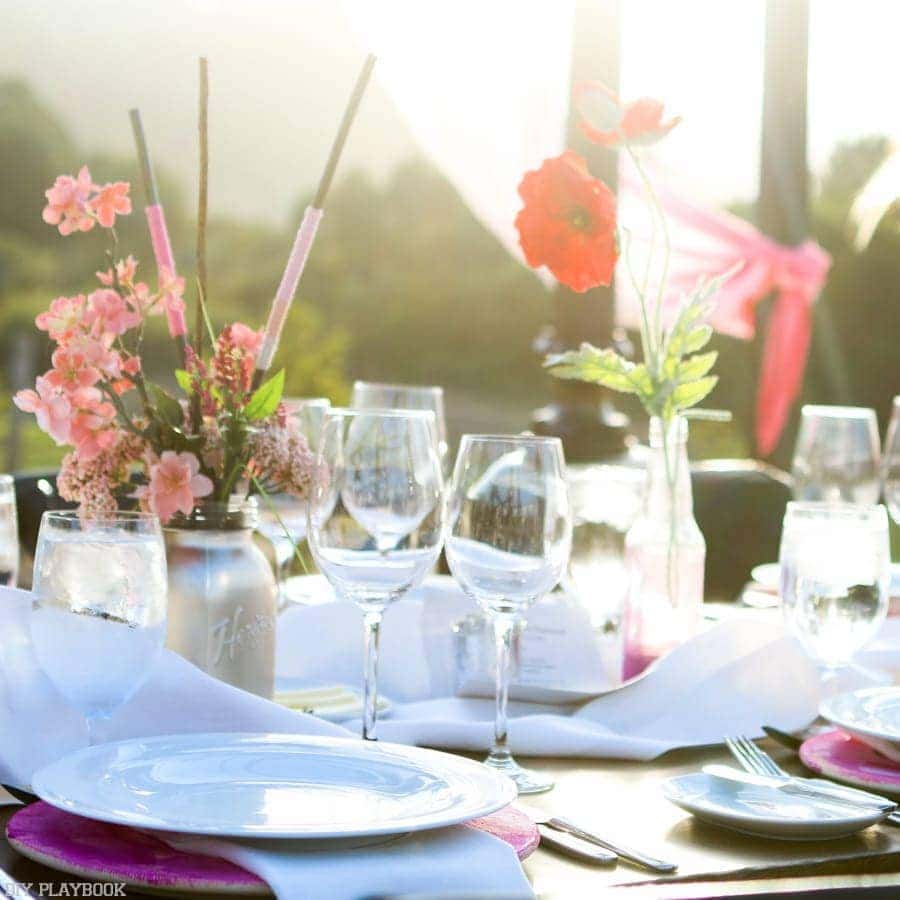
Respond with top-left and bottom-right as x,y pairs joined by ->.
575,81 -> 680,148
515,151 -> 618,293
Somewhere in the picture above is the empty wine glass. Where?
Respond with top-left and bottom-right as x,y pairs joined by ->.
882,396 -> 900,525
446,435 -> 571,794
352,381 -> 449,468
792,405 -> 881,503
257,397 -> 330,603
30,511 -> 167,744
779,502 -> 890,682
307,409 -> 444,740
0,475 -> 19,586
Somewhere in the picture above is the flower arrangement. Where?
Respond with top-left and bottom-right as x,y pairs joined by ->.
16,168 -> 316,522
15,55 -> 376,525
515,81 -> 733,425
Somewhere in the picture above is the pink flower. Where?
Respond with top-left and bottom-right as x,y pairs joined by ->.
35,294 -> 88,342
87,289 -> 142,336
126,282 -> 157,315
14,376 -> 72,445
45,347 -> 101,393
69,402 -> 118,461
158,267 -> 186,319
88,182 -> 131,228
42,166 -> 95,235
229,322 -> 264,358
574,81 -> 680,149
96,268 -> 115,286
115,255 -> 138,286
144,451 -> 214,523
66,332 -> 122,380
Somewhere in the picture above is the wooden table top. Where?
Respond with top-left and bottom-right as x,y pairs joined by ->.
2,739 -> 900,898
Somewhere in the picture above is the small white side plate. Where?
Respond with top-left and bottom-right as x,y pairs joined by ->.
32,733 -> 516,839
822,687 -> 900,763
663,772 -> 888,840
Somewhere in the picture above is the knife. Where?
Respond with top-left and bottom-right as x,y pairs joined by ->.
536,825 -> 617,864
703,764 -> 896,812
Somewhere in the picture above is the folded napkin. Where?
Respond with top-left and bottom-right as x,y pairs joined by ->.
0,587 -> 532,900
278,577 -> 823,759
163,827 -> 532,900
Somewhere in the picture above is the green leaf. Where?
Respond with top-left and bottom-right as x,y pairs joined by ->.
244,369 -> 285,421
149,385 -> 184,428
670,375 -> 719,412
676,350 -> 718,382
681,324 -> 713,354
544,344 -> 639,394
174,369 -> 193,394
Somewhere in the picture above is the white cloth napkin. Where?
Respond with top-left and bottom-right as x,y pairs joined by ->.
278,577 -> 824,759
163,827 -> 532,900
0,586 -> 532,900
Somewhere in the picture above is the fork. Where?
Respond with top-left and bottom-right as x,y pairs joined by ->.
726,734 -> 897,814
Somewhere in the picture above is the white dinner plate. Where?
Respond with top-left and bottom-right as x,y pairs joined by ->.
32,733 -> 516,838
663,772 -> 889,840
821,687 -> 900,763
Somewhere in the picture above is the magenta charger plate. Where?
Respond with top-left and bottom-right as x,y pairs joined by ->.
7,801 -> 539,897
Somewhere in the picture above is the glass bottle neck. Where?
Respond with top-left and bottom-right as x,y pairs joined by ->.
645,417 -> 693,516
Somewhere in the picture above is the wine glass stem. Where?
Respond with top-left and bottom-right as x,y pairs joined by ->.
85,714 -> 107,747
362,609 -> 383,741
491,613 -> 516,763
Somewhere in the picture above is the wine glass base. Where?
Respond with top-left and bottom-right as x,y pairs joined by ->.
483,752 -> 555,795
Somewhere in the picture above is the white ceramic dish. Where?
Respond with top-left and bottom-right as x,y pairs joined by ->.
32,733 -> 516,839
821,687 -> 900,763
663,772 -> 889,840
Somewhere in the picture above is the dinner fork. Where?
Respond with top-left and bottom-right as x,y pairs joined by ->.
726,735 -> 896,812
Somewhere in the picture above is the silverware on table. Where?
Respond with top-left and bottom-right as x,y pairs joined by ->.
535,825 -> 617,865
517,804 -> 677,873
726,734 -> 897,812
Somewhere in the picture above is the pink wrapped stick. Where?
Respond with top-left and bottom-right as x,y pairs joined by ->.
145,204 -> 188,339
255,205 -> 323,373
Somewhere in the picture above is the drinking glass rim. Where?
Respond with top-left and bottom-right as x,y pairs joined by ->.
459,433 -> 563,446
784,500 -> 888,525
283,396 -> 331,409
324,407 -> 437,421
352,381 -> 443,397
800,404 -> 877,420
42,509 -> 161,528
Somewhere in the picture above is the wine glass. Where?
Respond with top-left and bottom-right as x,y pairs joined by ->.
351,381 -> 449,468
0,475 -> 19,586
307,409 -> 444,740
445,435 -> 572,794
882,396 -> 900,525
779,502 -> 890,683
257,397 -> 330,602
792,405 -> 881,503
30,511 -> 167,744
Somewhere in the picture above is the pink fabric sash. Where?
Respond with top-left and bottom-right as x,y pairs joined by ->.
619,174 -> 831,456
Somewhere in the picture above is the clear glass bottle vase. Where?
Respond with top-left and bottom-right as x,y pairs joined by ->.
623,416 -> 705,679
164,498 -> 278,699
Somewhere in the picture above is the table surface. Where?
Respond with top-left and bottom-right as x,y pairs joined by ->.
3,739 -> 900,898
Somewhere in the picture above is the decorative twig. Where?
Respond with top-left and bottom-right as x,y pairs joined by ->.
196,57 -> 209,359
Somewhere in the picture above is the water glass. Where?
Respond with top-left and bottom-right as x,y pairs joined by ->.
0,475 -> 19,586
779,502 -> 890,673
882,396 -> 900,525
792,405 -> 881,503
446,435 -> 571,794
307,409 -> 444,740
30,511 -> 167,743
351,381 -> 449,468
257,397 -> 331,597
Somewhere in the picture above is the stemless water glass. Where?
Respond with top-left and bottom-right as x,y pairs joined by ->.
0,475 -> 19,586
882,396 -> 900,525
30,511 -> 167,744
446,435 -> 572,794
779,502 -> 890,677
352,381 -> 449,468
792,405 -> 881,503
257,397 -> 331,599
307,409 -> 444,740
